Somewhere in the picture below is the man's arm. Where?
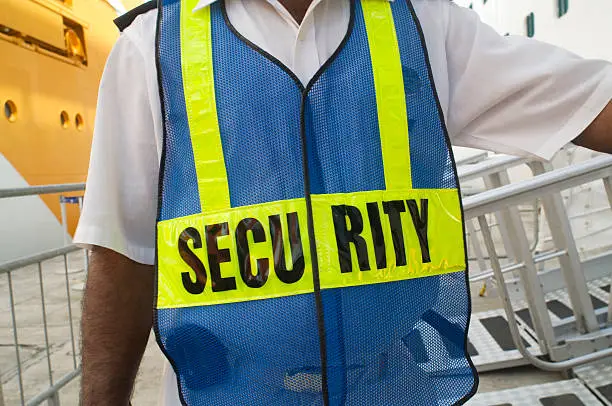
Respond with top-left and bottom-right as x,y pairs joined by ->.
574,102 -> 612,154
443,2 -> 612,159
81,247 -> 154,406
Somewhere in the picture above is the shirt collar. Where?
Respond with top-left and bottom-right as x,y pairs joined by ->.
193,0 -> 216,11
193,0 -> 393,13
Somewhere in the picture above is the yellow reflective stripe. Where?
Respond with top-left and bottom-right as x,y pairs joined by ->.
157,190 -> 464,309
362,0 -> 412,190
181,1 -> 231,212
312,189 -> 465,290
157,198 -> 313,308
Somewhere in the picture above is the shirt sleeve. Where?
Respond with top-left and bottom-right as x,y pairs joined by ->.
444,2 -> 612,160
73,34 -> 159,265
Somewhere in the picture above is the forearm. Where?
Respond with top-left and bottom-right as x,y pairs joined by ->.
81,247 -> 154,406
574,101 -> 612,153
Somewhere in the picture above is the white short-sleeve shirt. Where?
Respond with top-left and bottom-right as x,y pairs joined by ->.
75,0 -> 612,266
75,1 -> 612,403
74,0 -> 612,265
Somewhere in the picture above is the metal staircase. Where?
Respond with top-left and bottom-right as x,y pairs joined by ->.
457,152 -> 612,405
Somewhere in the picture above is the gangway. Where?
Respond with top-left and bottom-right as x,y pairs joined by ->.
462,154 -> 612,405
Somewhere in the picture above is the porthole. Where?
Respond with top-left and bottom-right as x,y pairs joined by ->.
4,100 -> 17,123
75,113 -> 84,131
60,111 -> 70,128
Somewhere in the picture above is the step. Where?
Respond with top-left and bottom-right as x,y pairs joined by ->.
468,309 -> 541,372
575,361 -> 612,406
469,276 -> 612,371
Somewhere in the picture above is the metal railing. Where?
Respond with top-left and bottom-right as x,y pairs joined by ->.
458,155 -> 529,183
463,156 -> 612,217
463,155 -> 612,370
458,154 -> 541,286
0,184 -> 85,406
0,184 -> 85,199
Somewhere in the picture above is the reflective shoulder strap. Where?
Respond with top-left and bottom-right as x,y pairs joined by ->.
181,0 -> 231,212
361,0 -> 413,191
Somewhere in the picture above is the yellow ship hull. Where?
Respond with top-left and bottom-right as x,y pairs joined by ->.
0,0 -> 140,260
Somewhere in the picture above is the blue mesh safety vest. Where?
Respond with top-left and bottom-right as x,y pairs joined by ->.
153,0 -> 477,404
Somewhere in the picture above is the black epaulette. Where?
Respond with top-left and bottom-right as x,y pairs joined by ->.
114,0 -> 158,32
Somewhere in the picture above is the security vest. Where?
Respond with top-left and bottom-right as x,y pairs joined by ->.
129,0 -> 479,404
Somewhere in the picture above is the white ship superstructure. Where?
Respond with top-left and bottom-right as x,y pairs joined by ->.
455,0 -> 612,61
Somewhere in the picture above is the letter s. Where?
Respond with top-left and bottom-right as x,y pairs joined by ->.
178,227 -> 207,294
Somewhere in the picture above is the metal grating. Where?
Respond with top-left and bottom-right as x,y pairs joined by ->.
469,277 -> 612,371
465,379 -> 603,405
467,310 -> 541,372
575,361 -> 612,406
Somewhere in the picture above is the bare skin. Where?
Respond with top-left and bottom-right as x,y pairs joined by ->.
574,102 -> 612,154
80,247 -> 154,406
279,0 -> 313,24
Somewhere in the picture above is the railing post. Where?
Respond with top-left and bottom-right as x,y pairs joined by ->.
484,171 -> 517,266
7,271 -> 26,406
47,393 -> 60,406
498,205 -> 557,353
602,176 -> 612,327
466,219 -> 488,272
59,196 -> 70,245
603,175 -> 612,211
528,161 -> 599,334
78,196 -> 89,276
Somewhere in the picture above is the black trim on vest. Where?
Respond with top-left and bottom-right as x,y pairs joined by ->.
404,1 -> 479,404
220,0 -> 304,92
114,0 -> 157,32
299,3 -> 357,405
